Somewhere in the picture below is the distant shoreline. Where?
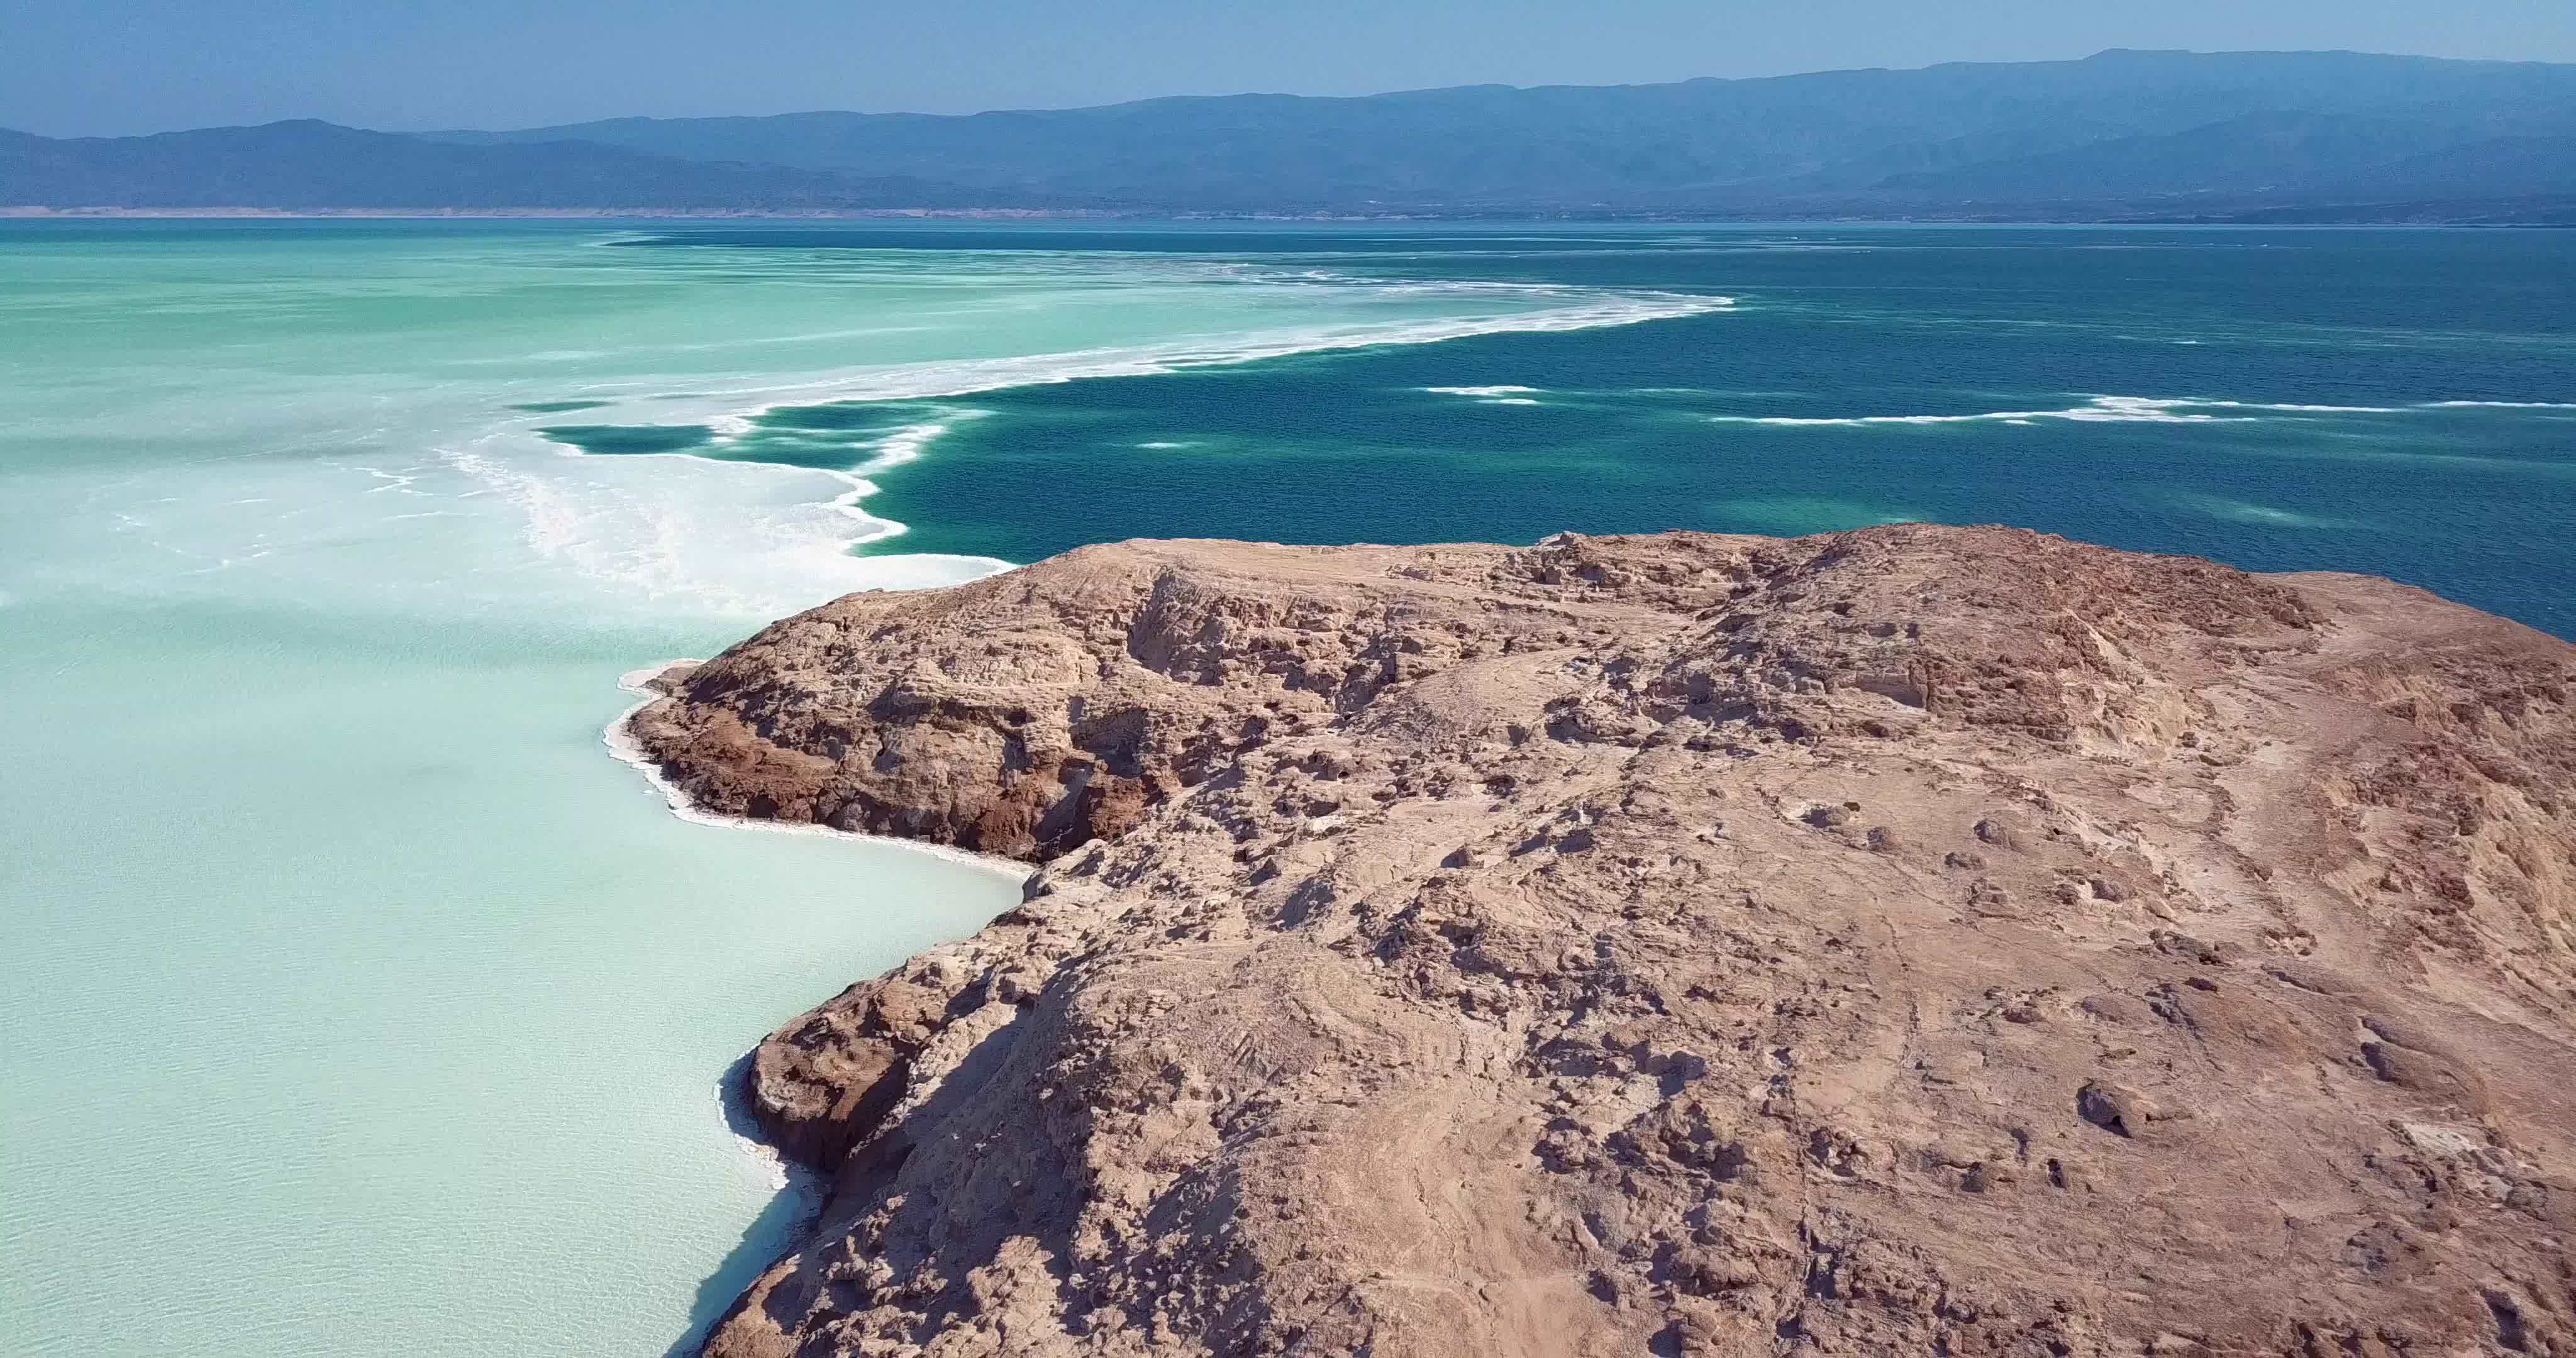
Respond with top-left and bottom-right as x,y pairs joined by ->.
0,206 -> 1094,220
4,206 -> 2570,226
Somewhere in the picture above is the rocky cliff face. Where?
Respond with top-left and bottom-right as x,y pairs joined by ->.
626,524 -> 2576,1358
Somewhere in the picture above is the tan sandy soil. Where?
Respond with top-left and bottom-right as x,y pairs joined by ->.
626,524 -> 2576,1358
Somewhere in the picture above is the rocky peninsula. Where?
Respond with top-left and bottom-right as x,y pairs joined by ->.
623,524 -> 2576,1357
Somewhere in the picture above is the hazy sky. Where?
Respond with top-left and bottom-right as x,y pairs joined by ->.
8,0 -> 2576,136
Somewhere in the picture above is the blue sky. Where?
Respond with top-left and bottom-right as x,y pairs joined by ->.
7,0 -> 2575,136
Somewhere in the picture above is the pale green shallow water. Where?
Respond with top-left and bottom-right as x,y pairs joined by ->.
2,603 -> 1016,1354
0,221 -> 1711,1355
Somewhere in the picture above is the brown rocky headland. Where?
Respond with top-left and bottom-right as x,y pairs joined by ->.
624,524 -> 2576,1357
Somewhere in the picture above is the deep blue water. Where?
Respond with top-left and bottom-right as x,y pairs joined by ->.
587,224 -> 2576,638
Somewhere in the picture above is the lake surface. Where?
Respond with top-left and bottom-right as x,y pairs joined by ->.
557,224 -> 2576,637
3,220 -> 2569,1357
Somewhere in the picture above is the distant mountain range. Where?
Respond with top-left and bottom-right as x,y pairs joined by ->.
9,50 -> 2576,219
0,121 -> 1044,211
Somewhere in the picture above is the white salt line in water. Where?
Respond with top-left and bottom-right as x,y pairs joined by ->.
1707,395 -> 2389,427
443,417 -> 1012,609
731,1116 -> 802,1193
1705,400 -> 2232,427
530,289 -> 1735,436
487,285 -> 1737,603
1707,395 -> 2576,427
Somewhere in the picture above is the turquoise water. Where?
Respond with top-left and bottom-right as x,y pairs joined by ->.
565,224 -> 2576,638
0,221 -> 1731,1355
4,222 -> 2571,1357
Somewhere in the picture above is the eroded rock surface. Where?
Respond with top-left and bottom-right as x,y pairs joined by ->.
626,524 -> 2576,1358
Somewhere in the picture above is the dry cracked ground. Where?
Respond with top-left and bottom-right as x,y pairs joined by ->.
625,524 -> 2576,1358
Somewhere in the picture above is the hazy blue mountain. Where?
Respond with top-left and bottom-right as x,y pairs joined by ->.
10,51 -> 2576,217
431,49 -> 2576,214
1868,111 -> 2485,201
2339,134 -> 2576,197
0,119 -> 1030,210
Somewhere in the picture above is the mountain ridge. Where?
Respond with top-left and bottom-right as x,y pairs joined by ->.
0,119 -> 1072,211
9,50 -> 2576,219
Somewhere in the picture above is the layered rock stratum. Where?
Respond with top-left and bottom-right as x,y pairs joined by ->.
625,524 -> 2576,1357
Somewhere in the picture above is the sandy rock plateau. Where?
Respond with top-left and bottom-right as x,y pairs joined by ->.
624,524 -> 2576,1357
